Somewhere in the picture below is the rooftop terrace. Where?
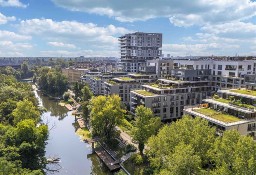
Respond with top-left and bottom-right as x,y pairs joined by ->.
133,90 -> 156,97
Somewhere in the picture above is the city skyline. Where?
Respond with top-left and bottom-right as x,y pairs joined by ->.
0,0 -> 256,57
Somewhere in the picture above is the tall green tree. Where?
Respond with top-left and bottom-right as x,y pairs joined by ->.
89,95 -> 125,141
81,85 -> 93,102
209,130 -> 256,174
131,105 -> 161,155
147,116 -> 216,173
159,143 -> 202,175
12,99 -> 40,125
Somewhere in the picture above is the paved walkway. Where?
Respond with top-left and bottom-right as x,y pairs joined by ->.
116,127 -> 138,150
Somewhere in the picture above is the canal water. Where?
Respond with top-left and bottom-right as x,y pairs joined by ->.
35,90 -> 112,175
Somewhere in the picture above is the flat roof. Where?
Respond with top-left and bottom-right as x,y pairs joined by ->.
218,89 -> 256,100
184,108 -> 249,127
132,90 -> 157,97
159,79 -> 208,84
203,99 -> 255,114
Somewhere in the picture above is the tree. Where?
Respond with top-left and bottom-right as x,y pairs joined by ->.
12,99 -> 40,125
81,85 -> 93,102
159,143 -> 202,175
131,105 -> 161,155
209,130 -> 256,174
89,95 -> 125,141
147,116 -> 216,172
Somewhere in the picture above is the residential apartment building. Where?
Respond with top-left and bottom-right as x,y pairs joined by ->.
104,74 -> 157,106
62,68 -> 89,83
184,89 -> 256,137
119,32 -> 162,73
172,58 -> 256,90
130,69 -> 213,121
139,59 -> 174,78
88,72 -> 127,96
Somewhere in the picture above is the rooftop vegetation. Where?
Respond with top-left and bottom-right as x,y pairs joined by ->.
213,94 -> 255,110
193,108 -> 241,123
107,80 -> 118,85
230,89 -> 256,97
150,83 -> 173,89
118,77 -> 135,81
134,90 -> 155,96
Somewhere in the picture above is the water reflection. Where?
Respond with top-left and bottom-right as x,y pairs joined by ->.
36,91 -> 112,175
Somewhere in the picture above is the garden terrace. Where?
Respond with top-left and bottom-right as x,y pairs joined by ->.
193,108 -> 241,123
203,99 -> 256,114
213,97 -> 256,110
114,77 -> 135,82
218,89 -> 256,100
133,90 -> 156,97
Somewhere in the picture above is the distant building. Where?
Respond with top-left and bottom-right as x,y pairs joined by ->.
119,32 -> 162,73
62,68 -> 88,83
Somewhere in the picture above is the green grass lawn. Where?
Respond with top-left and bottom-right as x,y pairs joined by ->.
214,98 -> 230,104
230,89 -> 256,96
134,90 -> 156,96
194,108 -> 241,123
213,97 -> 255,109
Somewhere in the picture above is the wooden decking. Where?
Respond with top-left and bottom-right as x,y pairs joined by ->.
94,147 -> 120,171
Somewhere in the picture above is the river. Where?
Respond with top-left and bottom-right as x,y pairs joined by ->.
35,90 -> 112,175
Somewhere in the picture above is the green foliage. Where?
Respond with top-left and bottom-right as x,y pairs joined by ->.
132,106 -> 161,155
63,92 -> 70,101
0,74 -> 48,173
36,67 -> 68,96
89,95 -> 125,141
81,85 -> 93,102
160,143 -> 202,175
147,116 -> 215,173
130,153 -> 144,165
12,99 -> 40,125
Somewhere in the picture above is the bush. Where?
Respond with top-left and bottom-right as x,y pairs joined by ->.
68,99 -> 74,105
63,92 -> 70,101
131,154 -> 144,165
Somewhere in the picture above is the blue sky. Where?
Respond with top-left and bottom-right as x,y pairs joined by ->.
0,0 -> 256,57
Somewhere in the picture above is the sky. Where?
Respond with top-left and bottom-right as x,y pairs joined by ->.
0,0 -> 256,57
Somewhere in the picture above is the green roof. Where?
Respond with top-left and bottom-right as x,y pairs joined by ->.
134,90 -> 155,96
230,89 -> 256,97
117,77 -> 135,81
194,108 -> 241,123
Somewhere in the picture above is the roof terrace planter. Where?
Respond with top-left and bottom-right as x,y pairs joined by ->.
193,108 -> 241,123
133,90 -> 156,97
230,89 -> 256,97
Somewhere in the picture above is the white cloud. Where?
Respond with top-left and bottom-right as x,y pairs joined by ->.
48,41 -> 76,49
17,18 -> 131,57
0,12 -> 15,24
52,0 -> 256,26
0,0 -> 27,8
40,49 -> 118,57
163,43 -> 240,56
0,30 -> 31,40
0,41 -> 32,56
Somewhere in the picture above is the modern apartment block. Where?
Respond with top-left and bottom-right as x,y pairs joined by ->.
119,32 -> 162,73
104,74 -> 157,106
84,72 -> 127,96
139,59 -> 174,78
173,58 -> 256,90
245,75 -> 256,90
184,89 -> 256,137
130,69 -> 213,121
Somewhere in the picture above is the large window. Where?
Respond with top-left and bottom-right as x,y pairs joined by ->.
218,65 -> 222,70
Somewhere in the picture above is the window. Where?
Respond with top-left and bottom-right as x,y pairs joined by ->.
218,65 -> 222,70
248,65 -> 252,70
218,71 -> 222,76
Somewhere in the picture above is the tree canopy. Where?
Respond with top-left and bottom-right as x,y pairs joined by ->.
146,115 -> 256,175
131,105 -> 161,155
89,95 -> 125,141
0,74 -> 48,174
